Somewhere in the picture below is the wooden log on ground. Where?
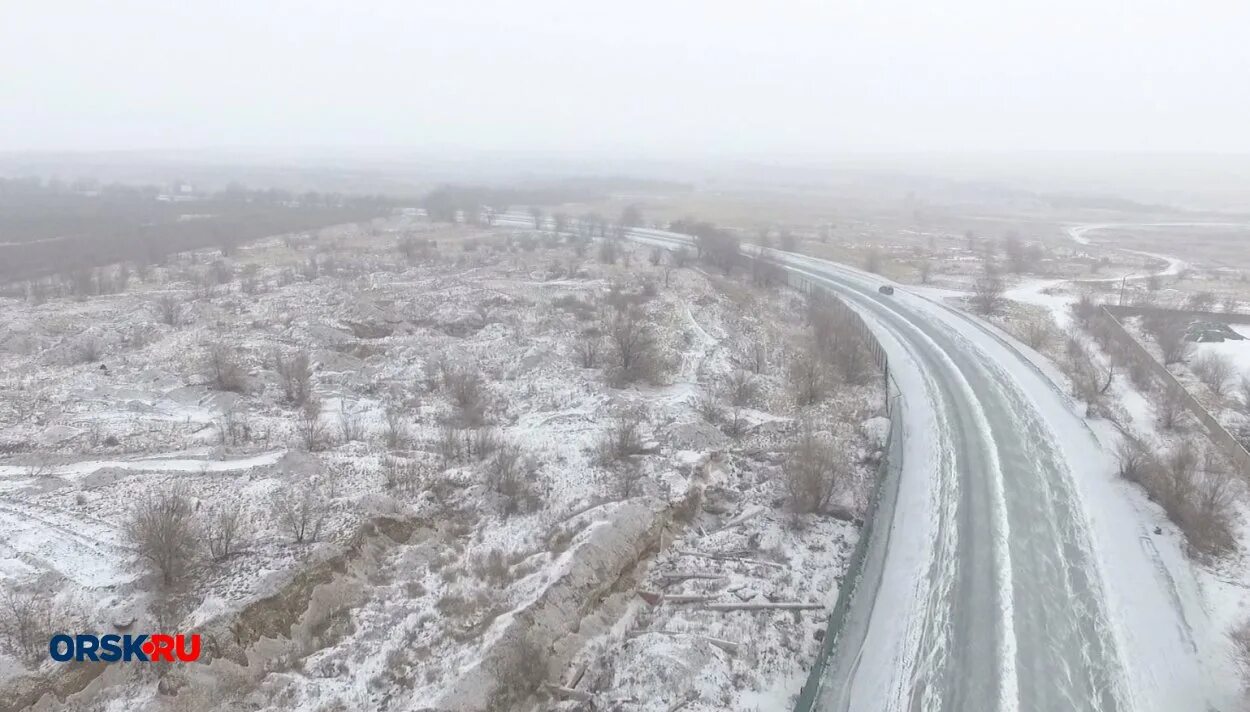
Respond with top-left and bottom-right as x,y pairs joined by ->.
704,601 -> 824,612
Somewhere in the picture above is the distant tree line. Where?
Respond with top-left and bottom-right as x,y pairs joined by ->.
0,179 -> 392,283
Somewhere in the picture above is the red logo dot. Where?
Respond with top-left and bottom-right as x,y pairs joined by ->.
141,641 -> 155,656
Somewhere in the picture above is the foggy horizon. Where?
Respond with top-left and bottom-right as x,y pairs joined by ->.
5,1 -> 1250,156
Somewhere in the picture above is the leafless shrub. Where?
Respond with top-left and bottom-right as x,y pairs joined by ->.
486,443 -> 541,515
1144,316 -> 1191,364
0,592 -> 68,668
1148,445 -> 1235,556
380,454 -> 421,491
216,406 -> 250,448
275,484 -> 328,544
1115,438 -> 1152,483
747,338 -> 769,374
273,349 -> 314,406
690,392 -> 720,428
1187,291 -> 1216,311
1156,386 -> 1189,431
469,427 -> 501,460
75,336 -> 103,364
576,327 -> 602,368
783,424 -> 840,519
472,549 -> 511,586
206,343 -> 248,393
724,369 -> 759,408
206,502 -> 245,561
597,410 -> 647,463
125,488 -> 199,587
971,264 -> 1006,316
297,397 -> 328,451
1192,352 -> 1235,397
445,368 -> 488,426
338,402 -> 364,442
604,305 -> 663,386
25,452 -> 55,479
788,342 -> 829,406
831,330 -> 873,385
721,405 -> 749,439
1070,294 -> 1096,328
153,294 -> 182,326
1064,338 -> 1112,416
382,404 -> 408,449
438,424 -> 464,463
1230,620 -> 1250,678
1020,316 -> 1056,351
864,248 -> 883,274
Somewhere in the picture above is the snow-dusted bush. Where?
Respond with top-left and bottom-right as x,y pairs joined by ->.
0,592 -> 71,668
1192,352 -> 1236,397
275,483 -> 327,544
486,442 -> 541,515
603,305 -> 664,386
125,487 -> 199,587
783,424 -> 842,519
1115,438 -> 1152,483
787,340 -> 829,406
597,410 -> 647,464
206,501 -> 246,561
205,342 -> 248,393
296,397 -> 328,451
273,348 -> 314,405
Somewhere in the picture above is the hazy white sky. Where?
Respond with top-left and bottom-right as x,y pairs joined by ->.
3,0 -> 1249,156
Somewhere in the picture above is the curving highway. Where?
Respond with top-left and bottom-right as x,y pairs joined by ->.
497,215 -> 1225,712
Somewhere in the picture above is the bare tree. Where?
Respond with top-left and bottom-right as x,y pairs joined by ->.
445,367 -> 488,426
206,502 -> 245,561
0,593 -> 65,668
918,260 -> 932,284
1192,352 -> 1235,397
297,397 -> 327,451
153,294 -> 182,326
604,305 -> 661,385
1003,234 -> 1027,273
971,263 -> 1006,315
486,442 -> 539,515
1020,316 -> 1055,351
1115,437 -> 1152,483
864,248 -> 883,274
724,369 -> 759,408
273,349 -> 314,405
382,404 -> 408,449
1187,291 -> 1217,312
597,409 -> 647,463
275,484 -> 327,543
788,341 -> 829,406
1144,316 -> 1191,364
206,343 -> 248,393
576,327 -> 602,368
338,401 -> 364,442
125,488 -> 199,587
529,206 -> 543,230
783,424 -> 840,518
1157,386 -> 1188,430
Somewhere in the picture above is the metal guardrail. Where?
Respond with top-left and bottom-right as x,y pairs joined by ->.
783,268 -> 902,711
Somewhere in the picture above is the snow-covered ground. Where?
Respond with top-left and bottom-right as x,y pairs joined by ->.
0,223 -> 883,711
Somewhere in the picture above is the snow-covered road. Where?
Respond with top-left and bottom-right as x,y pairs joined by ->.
494,214 -> 1229,710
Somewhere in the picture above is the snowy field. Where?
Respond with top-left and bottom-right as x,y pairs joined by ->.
0,223 -> 883,711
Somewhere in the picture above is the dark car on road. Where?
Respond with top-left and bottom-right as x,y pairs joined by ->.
878,285 -> 895,295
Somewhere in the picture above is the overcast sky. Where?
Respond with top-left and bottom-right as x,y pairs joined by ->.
3,0 -> 1249,157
